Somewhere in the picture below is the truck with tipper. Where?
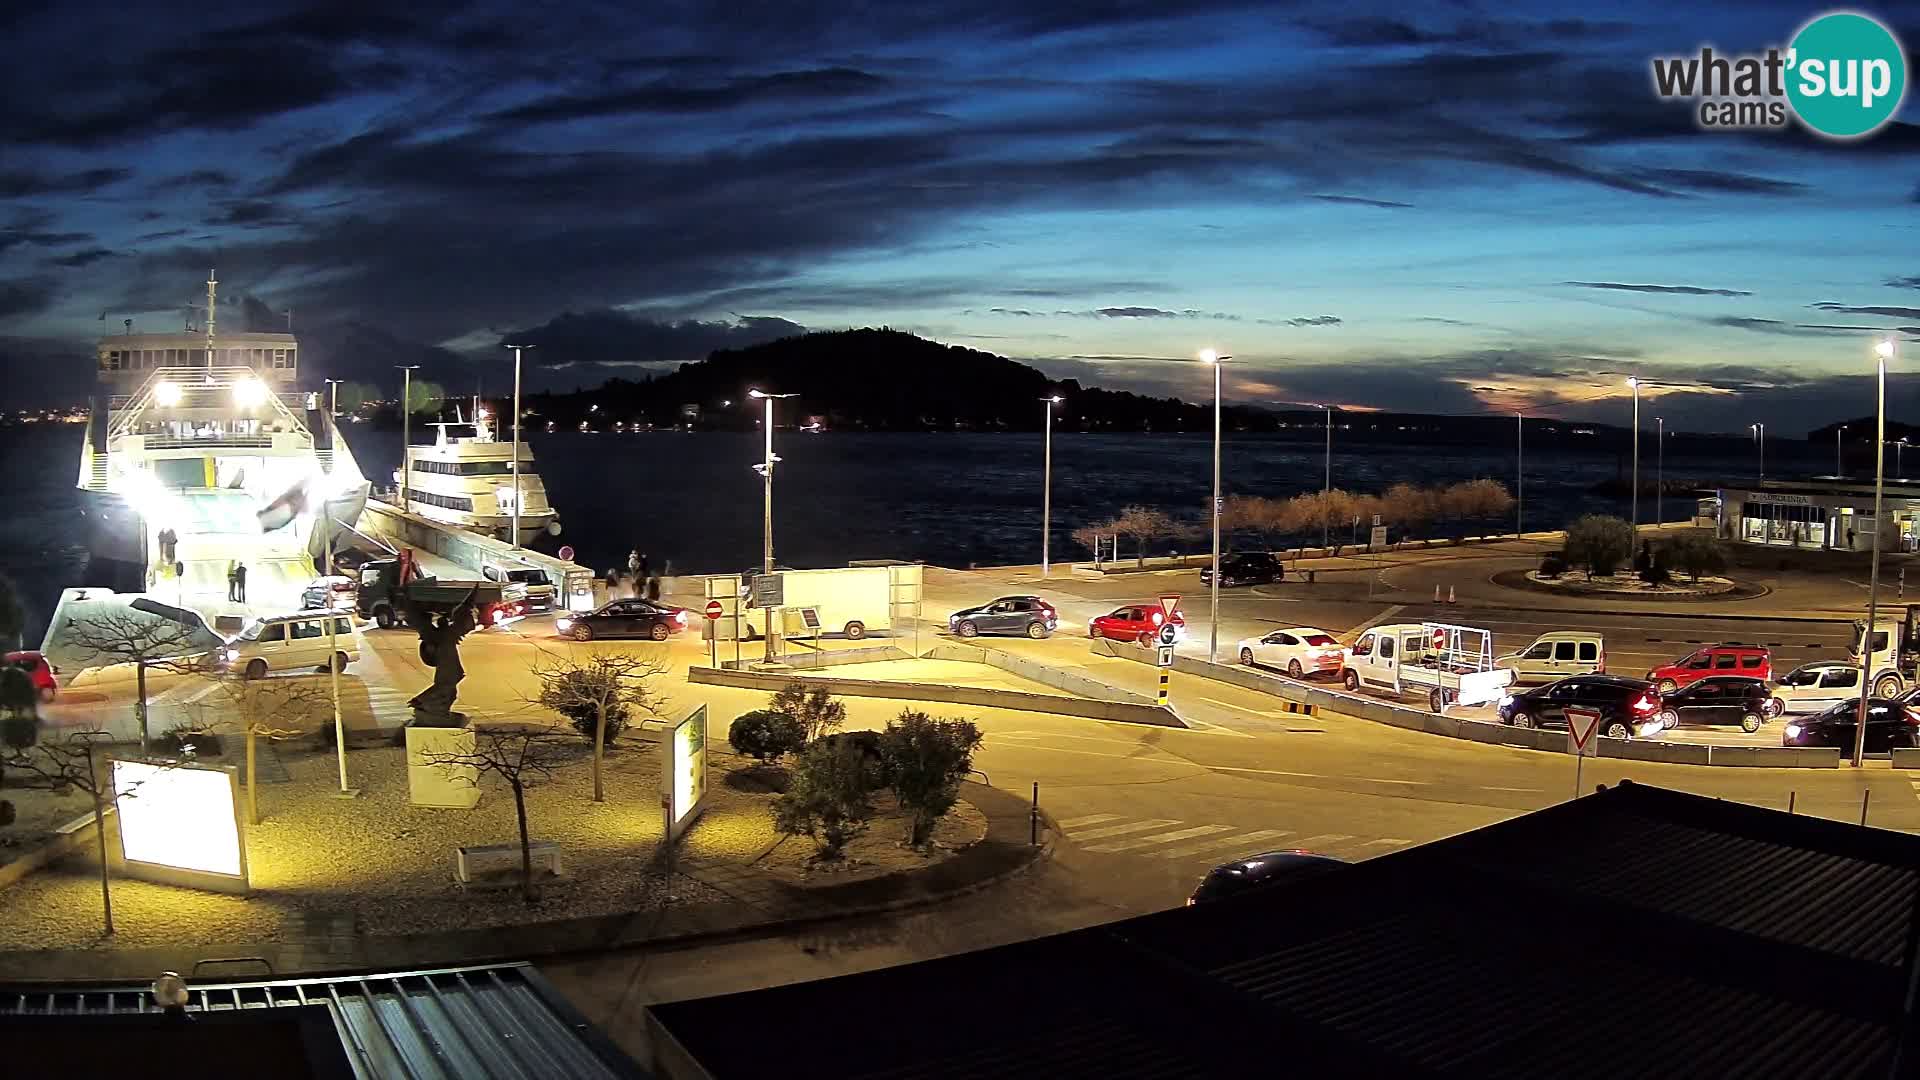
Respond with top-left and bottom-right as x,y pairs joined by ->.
1849,605 -> 1920,698
1340,621 -> 1514,713
356,550 -> 526,630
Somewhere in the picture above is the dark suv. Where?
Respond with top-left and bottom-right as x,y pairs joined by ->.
1656,675 -> 1773,733
1199,551 -> 1283,588
1497,674 -> 1664,740
1784,698 -> 1920,753
948,596 -> 1057,639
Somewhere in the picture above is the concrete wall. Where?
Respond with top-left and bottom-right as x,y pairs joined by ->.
930,643 -> 1157,706
358,500 -> 593,610
687,664 -> 1187,728
1170,654 -> 1838,768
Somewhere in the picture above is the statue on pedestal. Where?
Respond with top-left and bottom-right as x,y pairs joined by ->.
407,588 -> 479,725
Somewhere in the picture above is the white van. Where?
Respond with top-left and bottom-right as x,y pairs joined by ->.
1769,662 -> 1860,717
1496,632 -> 1605,685
224,611 -> 359,679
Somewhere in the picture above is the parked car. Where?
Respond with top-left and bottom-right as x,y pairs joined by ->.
1496,631 -> 1604,685
948,596 -> 1058,639
1088,604 -> 1186,643
3,650 -> 57,703
1199,551 -> 1283,588
1771,662 -> 1862,717
483,564 -> 555,612
1236,627 -> 1345,678
1647,644 -> 1771,694
1783,698 -> 1920,753
556,598 -> 688,641
1655,675 -> 1773,733
1497,674 -> 1664,740
300,575 -> 358,613
1187,850 -> 1346,905
223,611 -> 359,679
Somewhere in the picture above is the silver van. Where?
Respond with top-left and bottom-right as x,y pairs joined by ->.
1497,631 -> 1605,685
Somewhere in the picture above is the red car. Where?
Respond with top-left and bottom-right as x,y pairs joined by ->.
1646,645 -> 1771,694
1088,604 -> 1187,643
4,650 -> 57,703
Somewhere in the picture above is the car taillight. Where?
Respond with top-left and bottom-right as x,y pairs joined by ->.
1632,694 -> 1656,713
1906,708 -> 1920,728
1152,612 -> 1164,624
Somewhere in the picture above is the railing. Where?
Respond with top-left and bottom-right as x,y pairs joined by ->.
108,366 -> 312,442
139,436 -> 277,450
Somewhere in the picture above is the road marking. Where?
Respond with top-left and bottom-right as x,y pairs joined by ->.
1085,824 -> 1237,853
1348,605 -> 1408,637
1295,833 -> 1353,848
1155,829 -> 1295,859
1481,785 -> 1545,793
1068,818 -> 1183,841
1056,813 -> 1123,829
1364,838 -> 1410,847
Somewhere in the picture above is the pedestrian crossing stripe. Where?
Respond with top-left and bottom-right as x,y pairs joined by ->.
1086,824 -> 1235,853
1068,818 -> 1182,841
1055,816 -> 1416,861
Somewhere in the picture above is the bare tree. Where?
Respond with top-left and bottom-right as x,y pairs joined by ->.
1111,505 -> 1177,567
187,672 -> 329,824
529,650 -> 669,802
62,612 -> 209,752
771,681 -> 846,744
1071,519 -> 1115,568
415,726 -> 573,903
7,731 -> 156,935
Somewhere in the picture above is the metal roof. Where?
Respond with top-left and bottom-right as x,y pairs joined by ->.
649,782 -> 1920,1080
0,962 -> 642,1080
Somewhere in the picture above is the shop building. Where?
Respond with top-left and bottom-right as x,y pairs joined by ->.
1716,479 -> 1920,552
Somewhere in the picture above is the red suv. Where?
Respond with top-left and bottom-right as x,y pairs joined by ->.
3,650 -> 57,703
1647,645 -> 1771,694
1089,604 -> 1187,643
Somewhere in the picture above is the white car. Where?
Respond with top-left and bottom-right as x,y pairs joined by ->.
1236,627 -> 1346,679
224,611 -> 359,679
1769,662 -> 1861,717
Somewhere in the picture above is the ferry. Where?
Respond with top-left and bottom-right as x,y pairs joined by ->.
384,400 -> 562,544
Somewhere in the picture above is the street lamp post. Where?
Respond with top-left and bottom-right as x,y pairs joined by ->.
1040,395 -> 1061,576
748,389 -> 797,575
1855,339 -> 1896,768
1837,424 -> 1847,478
1199,350 -> 1231,663
504,345 -> 534,548
1656,417 -> 1664,528
396,365 -> 419,509
1321,405 -> 1332,549
1516,413 -> 1524,538
1627,377 -> 1640,531
1900,438 -> 1909,477
1752,422 -> 1766,483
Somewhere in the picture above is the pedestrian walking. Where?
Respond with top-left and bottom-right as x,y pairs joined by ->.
646,575 -> 662,602
227,559 -> 239,601
639,553 -> 651,581
1849,527 -> 1857,550
234,562 -> 248,603
627,549 -> 641,578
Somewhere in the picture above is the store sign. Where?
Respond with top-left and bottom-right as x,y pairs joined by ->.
111,758 -> 250,894
1747,492 -> 1814,505
662,705 -> 710,842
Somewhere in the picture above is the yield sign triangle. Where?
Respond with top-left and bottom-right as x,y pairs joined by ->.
1158,594 -> 1180,618
1565,707 -> 1602,752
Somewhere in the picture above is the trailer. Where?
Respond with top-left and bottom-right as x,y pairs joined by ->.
707,565 -> 923,641
1339,621 -> 1514,713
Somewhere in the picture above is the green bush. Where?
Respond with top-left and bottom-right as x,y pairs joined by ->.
1539,553 -> 1567,578
542,668 -> 632,744
0,714 -> 37,754
770,682 -> 846,743
729,709 -> 805,764
1564,515 -> 1635,579
818,729 -> 889,786
1664,533 -> 1728,582
881,711 -> 984,847
772,739 -> 878,858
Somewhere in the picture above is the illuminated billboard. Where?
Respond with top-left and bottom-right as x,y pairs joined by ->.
111,758 -> 250,894
662,705 -> 710,843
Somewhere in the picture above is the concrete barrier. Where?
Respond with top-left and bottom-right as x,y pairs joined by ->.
1709,746 -> 1841,769
0,807 -> 115,891
932,644 -> 1158,706
686,665 -> 1187,728
1892,748 -> 1920,770
1598,738 -> 1712,765
720,646 -> 910,671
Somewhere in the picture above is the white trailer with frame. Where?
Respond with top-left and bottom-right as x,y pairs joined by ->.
707,565 -> 923,641
1340,621 -> 1514,713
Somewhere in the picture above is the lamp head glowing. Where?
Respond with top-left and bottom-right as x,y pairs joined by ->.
1625,376 -> 1638,388
1199,349 -> 1218,365
232,378 -> 267,408
1045,395 -> 1063,404
1877,339 -> 1897,359
154,381 -> 182,407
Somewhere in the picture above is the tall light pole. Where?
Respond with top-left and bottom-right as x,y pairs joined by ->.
1516,412 -> 1525,537
504,345 -> 534,548
1656,417 -> 1664,528
1751,422 -> 1766,483
1836,424 -> 1847,478
396,365 -> 419,509
1040,395 -> 1061,577
1900,438 -> 1909,477
748,389 -> 797,575
1856,339 -> 1896,768
1199,350 -> 1231,663
1626,376 -> 1640,531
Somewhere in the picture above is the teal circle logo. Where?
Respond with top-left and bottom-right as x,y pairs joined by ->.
1787,12 -> 1907,138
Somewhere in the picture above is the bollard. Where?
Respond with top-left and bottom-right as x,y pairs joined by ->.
1788,791 -> 1796,815
1862,789 -> 1871,826
1030,781 -> 1040,846
1447,586 -> 1456,605
1434,584 -> 1442,603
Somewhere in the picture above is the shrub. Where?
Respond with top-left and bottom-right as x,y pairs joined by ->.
1564,515 -> 1635,579
1539,552 -> 1568,578
729,709 -> 805,764
818,729 -> 889,786
1664,533 -> 1728,582
541,666 -> 633,745
1640,561 -> 1671,586
161,723 -> 223,757
770,682 -> 846,744
881,711 -> 984,847
772,739 -> 878,858
1,714 -> 37,754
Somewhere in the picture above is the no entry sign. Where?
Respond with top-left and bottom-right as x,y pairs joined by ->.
704,599 -> 724,620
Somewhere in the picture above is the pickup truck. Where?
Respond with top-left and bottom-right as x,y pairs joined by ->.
1339,621 -> 1513,713
356,552 -> 526,630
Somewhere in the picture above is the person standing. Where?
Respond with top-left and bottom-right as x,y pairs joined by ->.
627,550 -> 641,578
234,562 -> 248,603
646,575 -> 661,602
639,552 -> 651,582
227,559 -> 239,601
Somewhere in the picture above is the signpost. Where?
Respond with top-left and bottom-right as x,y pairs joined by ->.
1155,618 -> 1178,707
1369,524 -> 1388,550
1564,705 -> 1602,800
750,573 -> 784,608
704,600 -> 723,666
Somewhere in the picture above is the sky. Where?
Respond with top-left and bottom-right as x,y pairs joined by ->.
2,0 -> 1919,434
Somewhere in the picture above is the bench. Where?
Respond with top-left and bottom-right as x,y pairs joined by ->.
456,841 -> 562,884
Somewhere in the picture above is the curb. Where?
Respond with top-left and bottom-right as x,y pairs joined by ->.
1487,569 -> 1769,605
0,784 -> 1049,984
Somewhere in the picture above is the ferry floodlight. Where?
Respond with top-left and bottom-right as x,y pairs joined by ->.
233,378 -> 268,408
154,381 -> 182,407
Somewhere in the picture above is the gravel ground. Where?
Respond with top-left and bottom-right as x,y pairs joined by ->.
0,777 -> 94,869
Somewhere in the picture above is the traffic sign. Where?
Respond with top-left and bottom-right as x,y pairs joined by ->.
1156,644 -> 1175,667
1158,594 -> 1180,619
1369,525 -> 1388,549
1565,706 -> 1602,757
704,600 -> 724,620
750,573 -> 784,608
1157,622 -> 1179,646
558,544 -> 575,563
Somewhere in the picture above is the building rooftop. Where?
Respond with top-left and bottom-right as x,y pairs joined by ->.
648,782 -> 1920,1079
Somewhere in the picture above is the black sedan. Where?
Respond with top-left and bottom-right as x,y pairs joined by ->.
1784,698 -> 1920,753
1656,675 -> 1774,733
1199,551 -> 1283,588
555,599 -> 688,641
948,596 -> 1057,639
1188,850 -> 1346,905
1497,674 -> 1664,740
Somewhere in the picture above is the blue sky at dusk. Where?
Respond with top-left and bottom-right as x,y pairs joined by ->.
2,0 -> 1918,432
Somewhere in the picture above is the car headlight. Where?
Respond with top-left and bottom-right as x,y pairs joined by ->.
556,618 -> 572,632
1785,723 -> 1802,738
224,649 -> 238,663
1499,694 -> 1513,707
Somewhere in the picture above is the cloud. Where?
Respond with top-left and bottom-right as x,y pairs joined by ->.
500,309 -> 807,371
1630,168 -> 1807,196
1811,302 -> 1920,320
0,167 -> 130,198
1309,194 -> 1413,209
1703,316 -> 1823,336
490,68 -> 893,124
1886,277 -> 1920,291
207,200 -> 285,227
1285,315 -> 1342,327
49,248 -> 116,268
0,278 -> 55,321
1565,281 -> 1752,297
